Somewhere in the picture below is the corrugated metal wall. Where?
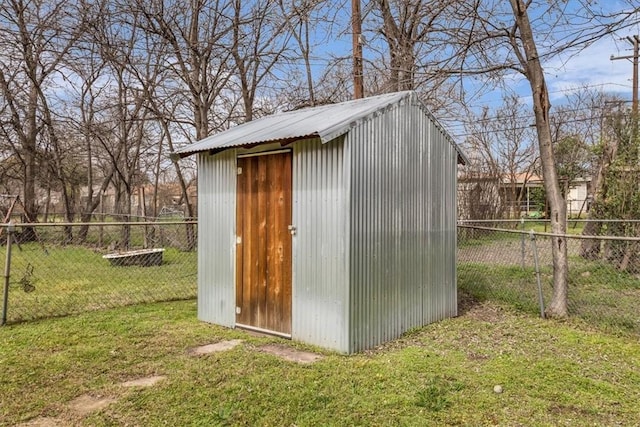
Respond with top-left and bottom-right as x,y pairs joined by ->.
348,96 -> 458,353
197,150 -> 237,327
292,137 -> 350,352
195,96 -> 457,353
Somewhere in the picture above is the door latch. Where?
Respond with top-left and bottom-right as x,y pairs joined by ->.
287,225 -> 297,236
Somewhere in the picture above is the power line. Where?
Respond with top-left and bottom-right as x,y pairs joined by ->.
449,113 -> 629,139
440,101 -> 630,131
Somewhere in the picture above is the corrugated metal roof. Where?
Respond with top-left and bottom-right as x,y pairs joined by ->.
174,91 -> 466,163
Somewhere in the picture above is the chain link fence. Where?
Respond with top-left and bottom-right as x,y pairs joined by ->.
1,220 -> 197,324
458,219 -> 640,336
3,217 -> 638,337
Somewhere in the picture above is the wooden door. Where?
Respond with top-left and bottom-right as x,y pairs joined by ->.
235,151 -> 292,335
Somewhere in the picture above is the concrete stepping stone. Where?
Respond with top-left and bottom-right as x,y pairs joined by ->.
67,394 -> 116,416
121,375 -> 166,388
189,339 -> 243,355
258,344 -> 323,364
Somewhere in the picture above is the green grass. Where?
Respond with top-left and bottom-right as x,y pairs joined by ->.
458,263 -> 544,314
0,243 -> 196,323
1,299 -> 639,426
459,258 -> 640,336
565,257 -> 640,335
458,229 -> 523,247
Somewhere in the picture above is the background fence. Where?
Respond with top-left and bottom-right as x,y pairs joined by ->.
1,221 -> 197,324
1,219 -> 639,338
458,219 -> 640,336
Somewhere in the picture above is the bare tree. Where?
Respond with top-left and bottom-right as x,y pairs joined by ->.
479,0 -> 567,317
277,0 -> 323,106
62,37 -> 119,241
136,0 -> 235,140
448,0 -> 640,317
86,1 -> 162,248
462,96 -> 539,218
229,0 -> 292,121
0,0 -> 84,238
580,97 -> 625,258
367,0 -> 457,94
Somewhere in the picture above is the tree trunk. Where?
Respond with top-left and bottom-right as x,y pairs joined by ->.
580,213 -> 602,260
20,85 -> 40,242
509,0 -> 568,317
580,120 -> 618,259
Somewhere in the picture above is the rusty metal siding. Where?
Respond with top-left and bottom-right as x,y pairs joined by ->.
348,96 -> 458,353
291,136 -> 350,353
197,150 -> 236,327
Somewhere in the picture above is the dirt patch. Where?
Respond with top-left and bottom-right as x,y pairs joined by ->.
458,291 -> 506,323
17,417 -> 64,427
464,301 -> 507,323
121,375 -> 166,388
457,291 -> 478,315
467,352 -> 491,361
67,394 -> 116,416
548,403 -> 604,420
241,329 -> 277,338
189,339 -> 243,355
258,344 -> 323,364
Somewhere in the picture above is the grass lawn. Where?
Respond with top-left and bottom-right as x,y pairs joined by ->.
1,243 -> 196,322
458,259 -> 640,336
1,298 -> 639,426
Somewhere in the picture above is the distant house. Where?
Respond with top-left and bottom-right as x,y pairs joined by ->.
565,177 -> 592,216
176,91 -> 467,353
457,172 -> 591,219
505,174 -> 592,217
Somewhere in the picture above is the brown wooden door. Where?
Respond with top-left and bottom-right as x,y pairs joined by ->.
235,151 -> 292,335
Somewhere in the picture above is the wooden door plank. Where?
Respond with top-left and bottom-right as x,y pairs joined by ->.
256,156 -> 268,329
281,152 -> 293,333
266,154 -> 283,332
244,157 -> 258,326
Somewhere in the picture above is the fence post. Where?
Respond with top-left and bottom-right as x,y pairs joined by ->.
1,222 -> 15,326
520,217 -> 525,269
529,230 -> 545,319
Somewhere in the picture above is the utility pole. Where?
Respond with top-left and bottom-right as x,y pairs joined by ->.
352,0 -> 363,99
610,35 -> 639,116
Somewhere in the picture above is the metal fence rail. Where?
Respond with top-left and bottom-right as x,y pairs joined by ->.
1,221 -> 197,324
458,223 -> 640,336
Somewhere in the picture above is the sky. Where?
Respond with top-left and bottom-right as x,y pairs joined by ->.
500,0 -> 640,107
441,13 -> 640,139
545,34 -> 636,103
457,31 -> 639,110
40,0 -> 640,143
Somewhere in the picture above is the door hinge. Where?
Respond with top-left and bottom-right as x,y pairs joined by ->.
236,306 -> 242,314
237,167 -> 242,175
236,236 -> 242,244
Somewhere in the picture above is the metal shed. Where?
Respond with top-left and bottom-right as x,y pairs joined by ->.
176,91 -> 466,353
